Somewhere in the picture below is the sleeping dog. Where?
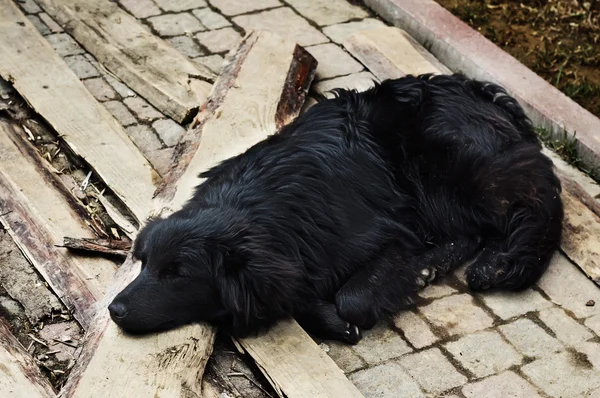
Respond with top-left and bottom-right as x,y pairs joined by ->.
108,74 -> 563,344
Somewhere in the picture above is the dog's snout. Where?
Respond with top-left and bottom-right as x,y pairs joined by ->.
108,301 -> 128,320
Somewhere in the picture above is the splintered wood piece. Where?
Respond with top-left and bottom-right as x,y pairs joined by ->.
0,0 -> 158,224
0,121 -> 117,328
61,30 -> 321,398
60,237 -> 132,258
342,26 -> 451,80
35,0 -> 215,123
0,318 -> 57,398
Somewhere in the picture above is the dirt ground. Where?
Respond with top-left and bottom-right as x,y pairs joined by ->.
436,0 -> 600,119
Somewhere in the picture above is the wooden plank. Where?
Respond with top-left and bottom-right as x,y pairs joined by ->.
36,0 -> 215,123
0,0 -> 158,223
0,120 -> 116,327
0,318 -> 56,398
342,26 -> 451,80
61,31 -> 330,398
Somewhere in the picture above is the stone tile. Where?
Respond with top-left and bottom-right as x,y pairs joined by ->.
462,371 -> 542,398
499,318 -> 564,358
393,311 -> 438,349
193,54 -> 225,74
46,33 -> 85,57
233,7 -> 329,47
192,8 -> 231,30
126,125 -> 163,153
18,0 -> 41,14
349,362 -> 425,398
152,118 -> 185,147
118,0 -> 162,18
419,293 -> 494,337
64,55 -> 100,79
480,289 -> 552,320
209,0 -> 281,16
145,147 -> 174,176
286,0 -> 369,26
147,13 -> 205,36
166,35 -> 205,58
539,307 -> 594,345
522,351 -> 600,397
153,0 -> 206,12
444,330 -> 522,378
123,97 -> 163,121
195,27 -> 242,53
419,283 -> 459,299
537,254 -> 600,319
320,341 -> 365,373
39,13 -> 63,33
576,341 -> 600,370
353,324 -> 412,365
104,101 -> 137,126
27,15 -> 50,35
313,72 -> 377,98
585,314 -> 600,337
399,348 -> 467,394
300,96 -> 318,114
105,75 -> 136,98
306,43 -> 363,80
83,78 -> 118,102
323,18 -> 387,44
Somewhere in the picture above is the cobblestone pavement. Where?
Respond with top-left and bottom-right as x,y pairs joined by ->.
15,0 -> 600,396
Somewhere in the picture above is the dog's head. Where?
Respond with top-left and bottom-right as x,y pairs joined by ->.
108,209 -> 299,335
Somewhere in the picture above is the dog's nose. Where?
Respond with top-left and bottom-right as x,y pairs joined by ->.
108,302 -> 128,320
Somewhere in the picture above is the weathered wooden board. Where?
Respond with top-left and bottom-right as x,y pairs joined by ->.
342,26 -> 451,80
0,120 -> 116,327
0,318 -> 57,398
0,0 -> 158,223
61,31 -> 336,398
36,0 -> 215,123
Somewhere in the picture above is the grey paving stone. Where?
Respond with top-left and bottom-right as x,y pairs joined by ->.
393,310 -> 438,349
83,78 -> 118,102
193,54 -> 225,74
312,72 -> 377,98
576,341 -> 600,370
419,282 -> 459,299
286,0 -> 369,26
522,351 -> 600,397
154,0 -> 207,12
104,101 -> 137,126
105,75 -> 136,98
27,15 -> 50,35
126,124 -> 164,152
349,362 -> 425,398
64,55 -> 100,79
192,8 -> 231,29
499,318 -> 564,358
145,147 -> 174,176
18,0 -> 41,14
46,33 -> 85,57
166,35 -> 205,58
152,118 -> 186,147
39,13 -> 63,33
123,97 -> 163,121
233,7 -> 329,47
320,341 -> 366,373
444,330 -> 522,378
118,0 -> 162,18
537,254 -> 600,319
419,293 -> 494,337
539,307 -> 594,346
480,289 -> 552,320
147,13 -> 205,36
307,43 -> 363,80
209,0 -> 281,16
462,371 -> 543,398
399,347 -> 467,394
322,18 -> 387,44
585,314 -> 600,337
353,324 -> 412,365
195,27 -> 242,53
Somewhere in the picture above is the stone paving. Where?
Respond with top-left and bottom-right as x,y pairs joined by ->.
13,0 -> 600,396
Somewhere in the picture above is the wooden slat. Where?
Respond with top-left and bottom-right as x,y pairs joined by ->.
342,26 -> 451,80
0,121 -> 116,327
0,318 -> 56,398
36,0 -> 215,123
343,25 -> 600,286
61,31 -> 346,398
0,0 -> 158,223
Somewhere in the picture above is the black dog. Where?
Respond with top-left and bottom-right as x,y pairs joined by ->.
108,74 -> 563,344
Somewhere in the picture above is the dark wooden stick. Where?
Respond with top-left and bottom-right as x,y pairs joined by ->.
59,237 -> 131,258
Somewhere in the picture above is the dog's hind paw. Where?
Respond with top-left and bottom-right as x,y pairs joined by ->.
343,322 -> 362,345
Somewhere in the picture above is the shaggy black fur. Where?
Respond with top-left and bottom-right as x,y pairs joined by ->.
108,74 -> 563,344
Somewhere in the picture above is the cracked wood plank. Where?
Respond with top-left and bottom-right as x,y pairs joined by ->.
0,0 -> 158,224
36,0 -> 215,123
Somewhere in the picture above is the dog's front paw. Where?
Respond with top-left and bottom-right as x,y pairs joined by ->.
343,322 -> 362,345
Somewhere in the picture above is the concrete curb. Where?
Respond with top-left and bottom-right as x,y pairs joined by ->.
363,0 -> 600,175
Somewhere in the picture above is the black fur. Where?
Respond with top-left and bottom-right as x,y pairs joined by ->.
108,74 -> 563,344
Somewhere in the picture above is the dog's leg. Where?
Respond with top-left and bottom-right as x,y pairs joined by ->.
335,236 -> 481,329
294,300 -> 362,344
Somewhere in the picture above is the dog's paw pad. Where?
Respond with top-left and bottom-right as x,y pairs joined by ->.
344,322 -> 362,344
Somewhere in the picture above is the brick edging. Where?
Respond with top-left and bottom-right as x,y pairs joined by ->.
363,0 -> 600,176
